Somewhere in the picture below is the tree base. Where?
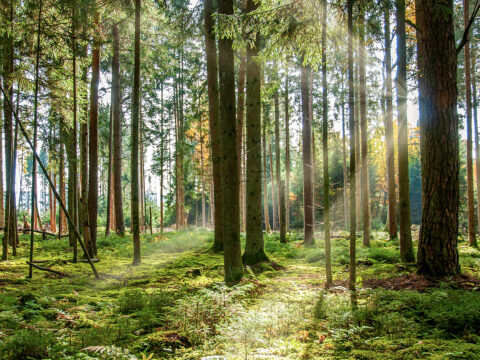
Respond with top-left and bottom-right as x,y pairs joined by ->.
242,250 -> 269,266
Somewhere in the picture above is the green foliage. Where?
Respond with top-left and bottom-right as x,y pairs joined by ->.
0,330 -> 57,359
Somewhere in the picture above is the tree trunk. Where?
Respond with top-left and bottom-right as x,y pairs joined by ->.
384,7 -> 397,241
347,0 -> 356,293
88,9 -> 100,256
396,0 -> 414,262
416,0 -> 460,276
359,9 -> 370,247
105,104 -> 113,236
269,141 -> 277,230
262,106 -> 271,233
341,77 -> 349,229
473,50 -> 480,235
160,82 -> 164,233
322,0 -> 332,286
274,90 -> 282,234
218,0 -> 243,284
301,63 -> 315,246
59,123 -> 67,235
0,82 -> 4,229
285,73 -> 290,231
80,43 -> 89,252
204,0 -> 223,251
112,24 -> 125,236
464,0 -> 477,246
237,56 -> 246,232
131,0 -> 141,265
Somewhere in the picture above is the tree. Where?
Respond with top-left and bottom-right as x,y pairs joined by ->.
218,0 -> 243,284
321,0 -> 332,286
112,23 -> 125,236
396,0 -> 414,262
416,0 -> 460,276
204,0 -> 223,251
301,63 -> 314,247
131,0 -> 141,266
464,0 -> 477,247
243,0 -> 268,265
384,6 -> 397,241
284,72 -> 290,230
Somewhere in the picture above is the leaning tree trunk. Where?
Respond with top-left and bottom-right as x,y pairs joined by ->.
416,0 -> 460,276
301,63 -> 315,246
218,0 -> 243,284
243,0 -> 268,263
464,0 -> 477,247
88,9 -> 100,257
131,0 -> 141,265
347,0 -> 357,293
204,0 -> 223,251
321,0 -> 332,286
359,9 -> 370,247
396,0 -> 414,262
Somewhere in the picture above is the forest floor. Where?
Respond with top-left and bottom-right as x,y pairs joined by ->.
1,229 -> 480,359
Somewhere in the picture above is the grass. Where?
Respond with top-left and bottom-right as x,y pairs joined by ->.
0,228 -> 479,359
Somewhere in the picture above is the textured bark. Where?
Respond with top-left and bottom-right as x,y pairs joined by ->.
131,0 -> 141,265
285,74 -> 290,230
274,90 -> 282,232
384,8 -> 397,241
416,0 -> 460,276
268,141 -> 276,230
347,0 -> 356,292
262,108 -> 271,233
204,0 -> 223,251
219,0 -> 243,284
301,64 -> 315,246
88,10 -> 100,256
243,0 -> 268,263
359,10 -> 370,247
464,0 -> 477,246
237,56 -> 246,233
341,78 -> 348,229
0,86 -> 3,229
396,0 -> 415,262
473,51 -> 480,234
105,104 -> 113,236
321,0 -> 332,286
112,23 -> 125,236
59,125 -> 67,235
80,44 -> 89,251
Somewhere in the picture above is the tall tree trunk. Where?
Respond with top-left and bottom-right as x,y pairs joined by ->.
204,0 -> 223,250
473,51 -> 480,234
0,82 -> 4,229
384,7 -> 397,241
301,63 -> 315,246
341,77 -> 349,229
416,0 -> 460,276
219,0 -> 243,284
80,43 -> 89,252
59,123 -> 67,234
464,0 -> 477,246
160,82 -> 164,233
269,141 -> 276,230
322,0 -> 332,286
237,56 -> 246,232
262,106 -> 271,233
112,24 -> 125,236
347,0 -> 356,294
359,8 -> 370,247
105,104 -> 113,236
285,73 -> 290,231
88,9 -> 100,256
355,59 -> 361,229
396,0 -> 414,262
131,0 -> 141,265
275,89 -> 285,243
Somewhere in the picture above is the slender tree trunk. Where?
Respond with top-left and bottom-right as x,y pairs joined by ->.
105,104 -> 113,236
0,83 -> 4,229
321,0 -> 332,286
301,63 -> 315,246
59,123 -> 67,234
131,0 -> 141,265
473,51 -> 480,234
237,56 -> 246,232
341,78 -> 349,229
204,0 -> 223,251
88,9 -> 100,256
275,89 -> 285,243
219,0 -> 243,284
355,60 -> 361,229
347,0 -> 357,294
262,107 -> 271,233
112,24 -> 125,236
80,42 -> 89,251
359,9 -> 370,247
464,0 -> 477,246
384,7 -> 397,241
285,73 -> 290,231
416,0 -> 460,276
269,141 -> 276,230
160,82 -> 164,233
396,0 -> 414,261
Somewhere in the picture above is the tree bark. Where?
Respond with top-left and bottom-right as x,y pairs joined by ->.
416,0 -> 460,276
131,0 -> 141,265
321,0 -> 332,286
243,2 -> 268,262
204,0 -> 223,251
237,56 -> 246,233
285,73 -> 290,231
301,63 -> 315,246
396,0 -> 414,262
359,9 -> 370,247
262,105 -> 271,233
268,141 -> 276,230
473,50 -> 480,235
218,0 -> 243,284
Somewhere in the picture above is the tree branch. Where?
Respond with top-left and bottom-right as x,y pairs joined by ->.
457,0 -> 480,55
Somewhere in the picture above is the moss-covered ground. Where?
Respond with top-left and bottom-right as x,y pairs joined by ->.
1,229 -> 480,359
